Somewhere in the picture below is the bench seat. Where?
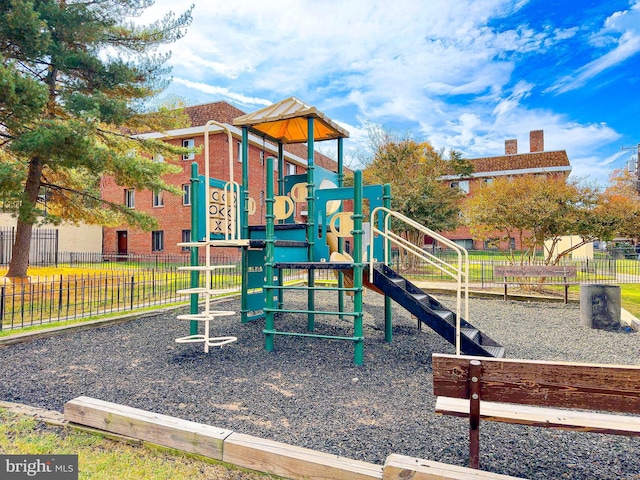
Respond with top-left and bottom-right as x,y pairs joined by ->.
436,396 -> 640,436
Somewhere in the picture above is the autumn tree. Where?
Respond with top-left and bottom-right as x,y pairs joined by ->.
0,0 -> 193,278
464,174 -> 639,265
360,126 -> 470,267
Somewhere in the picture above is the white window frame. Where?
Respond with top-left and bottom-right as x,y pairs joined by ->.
153,190 -> 164,207
182,184 -> 191,205
151,231 -> 164,252
181,230 -> 191,251
182,139 -> 195,160
124,189 -> 135,208
450,180 -> 470,194
152,153 -> 164,163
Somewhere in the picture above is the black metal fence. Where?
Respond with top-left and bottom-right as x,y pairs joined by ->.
0,227 -> 59,266
0,260 -> 307,331
3,249 -> 640,332
391,255 -> 639,285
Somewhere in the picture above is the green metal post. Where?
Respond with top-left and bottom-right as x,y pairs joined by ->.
306,117 -> 315,332
353,170 -> 365,365
241,127 -> 249,238
277,143 -> 285,195
337,137 -> 345,319
189,162 -> 200,335
240,127 -> 249,323
277,142 -> 284,308
264,156 -> 276,351
383,183 -> 393,343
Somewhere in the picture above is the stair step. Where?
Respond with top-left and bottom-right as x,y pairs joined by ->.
390,278 -> 406,288
432,309 -> 454,323
461,328 -> 480,342
411,293 -> 429,303
481,345 -> 506,358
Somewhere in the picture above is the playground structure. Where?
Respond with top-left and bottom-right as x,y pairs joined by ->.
174,97 -> 505,364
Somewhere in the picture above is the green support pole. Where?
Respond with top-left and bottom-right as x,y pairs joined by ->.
337,137 -> 345,319
277,143 -> 285,196
306,117 -> 315,332
241,127 -> 249,238
277,142 -> 284,309
240,127 -> 249,323
189,163 -> 200,335
383,183 -> 393,342
353,170 -> 365,365
264,156 -> 276,351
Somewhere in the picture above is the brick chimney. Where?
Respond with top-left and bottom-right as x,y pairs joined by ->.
530,130 -> 544,152
505,139 -> 518,155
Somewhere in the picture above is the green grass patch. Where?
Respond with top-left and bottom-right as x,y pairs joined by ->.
621,284 -> 640,318
0,408 -> 277,479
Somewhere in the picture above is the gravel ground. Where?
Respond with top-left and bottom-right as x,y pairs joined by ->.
1,291 -> 639,479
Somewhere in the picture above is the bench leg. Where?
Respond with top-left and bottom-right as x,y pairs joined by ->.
469,360 -> 482,469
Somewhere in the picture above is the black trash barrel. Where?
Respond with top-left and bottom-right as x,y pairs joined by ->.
580,284 -> 621,329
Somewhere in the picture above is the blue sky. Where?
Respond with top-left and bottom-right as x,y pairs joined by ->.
139,0 -> 640,186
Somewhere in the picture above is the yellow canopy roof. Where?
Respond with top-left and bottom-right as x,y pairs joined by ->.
233,97 -> 349,144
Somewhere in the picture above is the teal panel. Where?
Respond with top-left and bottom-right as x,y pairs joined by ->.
247,248 -> 265,266
246,292 -> 266,312
273,245 -> 308,263
314,184 -> 385,261
248,270 -> 263,289
195,175 -> 247,241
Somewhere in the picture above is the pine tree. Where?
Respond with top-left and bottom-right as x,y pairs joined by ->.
0,0 -> 193,277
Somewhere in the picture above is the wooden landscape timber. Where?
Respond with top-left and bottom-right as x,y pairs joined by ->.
383,454 -> 525,480
63,396 -> 527,480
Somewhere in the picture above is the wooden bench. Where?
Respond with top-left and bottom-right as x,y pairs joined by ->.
493,265 -> 578,303
432,353 -> 640,469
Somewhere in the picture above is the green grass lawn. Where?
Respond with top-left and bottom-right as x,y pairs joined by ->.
621,284 -> 640,318
0,408 -> 276,480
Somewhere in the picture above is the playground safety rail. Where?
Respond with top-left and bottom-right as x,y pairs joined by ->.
369,207 -> 469,355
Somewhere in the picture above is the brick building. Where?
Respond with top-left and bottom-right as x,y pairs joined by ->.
438,130 -> 572,250
101,101 -> 339,256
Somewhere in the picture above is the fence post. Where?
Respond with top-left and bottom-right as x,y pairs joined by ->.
0,286 -> 4,330
58,275 -> 63,315
130,275 -> 134,310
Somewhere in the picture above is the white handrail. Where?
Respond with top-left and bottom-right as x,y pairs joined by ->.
369,207 -> 469,355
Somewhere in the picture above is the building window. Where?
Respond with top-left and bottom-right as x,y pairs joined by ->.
182,184 -> 191,205
152,154 -> 164,163
181,230 -> 191,251
124,189 -> 135,208
484,239 -> 499,250
286,162 -> 296,175
483,178 -> 494,184
454,239 -> 474,250
450,180 -> 470,194
509,238 -> 516,250
182,139 -> 195,160
237,141 -> 242,163
151,231 -> 164,252
153,190 -> 164,207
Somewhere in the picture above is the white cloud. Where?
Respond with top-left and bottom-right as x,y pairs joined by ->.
134,0 -> 632,185
172,79 -> 272,107
548,1 -> 640,94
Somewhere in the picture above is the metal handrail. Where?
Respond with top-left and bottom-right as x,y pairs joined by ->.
369,207 -> 469,355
